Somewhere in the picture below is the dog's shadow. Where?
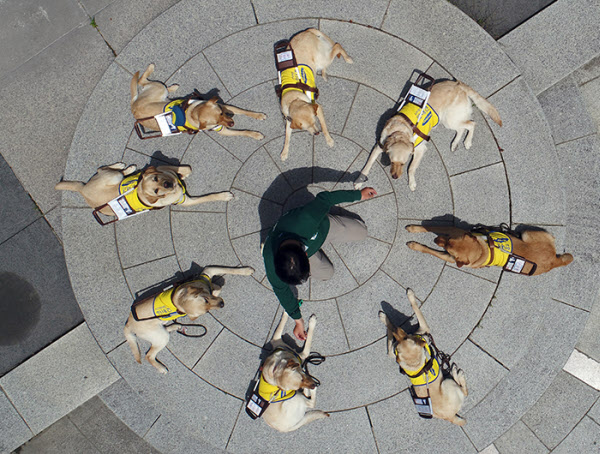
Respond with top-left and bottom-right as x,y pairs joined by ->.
380,300 -> 415,334
413,214 -> 545,239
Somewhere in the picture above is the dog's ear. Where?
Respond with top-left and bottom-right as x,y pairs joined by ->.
312,103 -> 319,116
207,96 -> 219,104
455,260 -> 466,268
285,359 -> 297,369
392,327 -> 407,342
145,166 -> 158,175
290,119 -> 301,130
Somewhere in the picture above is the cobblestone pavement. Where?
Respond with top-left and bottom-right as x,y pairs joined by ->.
2,0 -> 599,453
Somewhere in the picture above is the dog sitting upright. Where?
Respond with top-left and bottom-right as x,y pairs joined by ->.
124,266 -> 254,374
355,80 -> 503,191
405,224 -> 574,275
380,289 -> 468,425
131,63 -> 266,139
55,162 -> 233,218
257,312 -> 329,432
277,28 -> 353,161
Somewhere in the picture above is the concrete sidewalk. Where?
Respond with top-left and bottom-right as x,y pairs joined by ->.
1,0 -> 599,453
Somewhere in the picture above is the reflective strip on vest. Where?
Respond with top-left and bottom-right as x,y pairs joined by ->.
474,231 -> 513,267
280,65 -> 317,102
398,102 -> 439,147
258,374 -> 297,402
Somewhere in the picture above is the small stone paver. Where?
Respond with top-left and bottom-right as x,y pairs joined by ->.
494,421 -> 549,454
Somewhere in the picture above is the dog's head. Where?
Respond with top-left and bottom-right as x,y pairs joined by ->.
391,327 -> 427,367
384,134 -> 413,180
262,350 -> 316,391
173,280 -> 224,320
190,96 -> 235,129
138,166 -> 184,205
288,102 -> 321,135
434,233 -> 482,268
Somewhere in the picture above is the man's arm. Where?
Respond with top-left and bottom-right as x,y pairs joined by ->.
301,189 -> 362,221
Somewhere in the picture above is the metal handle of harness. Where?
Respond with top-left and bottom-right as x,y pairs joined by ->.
92,203 -> 118,225
134,117 -> 163,140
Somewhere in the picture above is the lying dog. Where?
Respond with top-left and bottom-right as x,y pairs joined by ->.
259,312 -> 328,432
131,63 -> 266,139
55,162 -> 233,217
380,289 -> 468,425
124,266 -> 254,374
355,80 -> 503,191
405,224 -> 574,275
278,28 -> 353,160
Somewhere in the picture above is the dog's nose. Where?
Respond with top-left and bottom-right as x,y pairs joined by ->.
163,181 -> 173,189
219,301 -> 225,308
392,174 -> 399,179
314,131 -> 320,136
228,121 -> 235,127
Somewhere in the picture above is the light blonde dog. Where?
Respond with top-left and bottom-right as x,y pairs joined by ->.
355,80 -> 502,191
260,312 -> 329,432
131,63 -> 266,139
124,266 -> 254,374
279,28 -> 353,160
55,162 -> 233,216
380,289 -> 468,425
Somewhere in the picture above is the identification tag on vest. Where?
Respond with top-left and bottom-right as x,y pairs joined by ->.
245,389 -> 270,420
277,51 -> 293,63
505,255 -> 525,273
409,386 -> 433,419
155,112 -> 181,136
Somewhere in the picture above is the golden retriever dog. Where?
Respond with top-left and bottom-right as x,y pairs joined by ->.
131,63 -> 266,139
405,224 -> 574,275
380,289 -> 468,425
259,312 -> 329,432
355,80 -> 503,191
124,266 -> 254,374
55,162 -> 233,217
278,28 -> 353,160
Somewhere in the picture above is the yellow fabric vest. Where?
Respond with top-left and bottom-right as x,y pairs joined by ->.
280,65 -> 317,102
398,341 -> 441,387
164,99 -> 199,132
398,102 -> 439,147
152,288 -> 184,321
474,231 -> 512,267
258,374 -> 297,402
118,172 -> 187,213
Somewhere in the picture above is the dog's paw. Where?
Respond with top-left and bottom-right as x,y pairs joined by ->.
406,288 -> 416,299
308,314 -> 317,329
147,63 -> 156,72
325,137 -> 335,148
378,311 -> 388,325
219,191 -> 235,202
346,57 -> 354,64
280,150 -> 289,161
409,179 -> 417,192
255,113 -> 267,121
406,241 -> 420,251
354,173 -> 368,190
241,267 -> 255,276
405,224 -> 423,233
156,365 -> 168,374
250,131 -> 265,140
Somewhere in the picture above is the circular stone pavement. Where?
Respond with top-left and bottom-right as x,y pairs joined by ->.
59,2 -> 584,453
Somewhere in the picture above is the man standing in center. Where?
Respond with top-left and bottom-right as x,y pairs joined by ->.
263,187 -> 377,340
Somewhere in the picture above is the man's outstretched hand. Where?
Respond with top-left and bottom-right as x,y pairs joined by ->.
361,187 -> 377,200
294,318 -> 307,341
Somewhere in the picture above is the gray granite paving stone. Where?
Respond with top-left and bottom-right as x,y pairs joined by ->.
0,389 -> 32,453
470,272 -> 556,369
320,20 -> 433,99
203,19 -> 318,97
232,147 -> 294,202
79,0 -> 114,16
578,295 -> 600,363
433,109 -> 503,177
126,128 -> 195,162
227,189 -> 282,239
499,0 -> 600,95
464,299 -> 588,450
538,75 -> 597,145
231,230 -> 267,282
115,0 -> 257,81
99,378 -> 161,438
551,416 -> 600,454
171,211 -> 240,271
313,134 -> 363,191
295,299 -> 351,355
65,62 -> 133,181
589,397 -> 600,425
264,134 -> 314,190
342,194 -> 397,243
314,77 -> 360,135
334,237 -> 391,285
227,406 -> 377,453
381,220 -> 446,301
93,0 -> 181,55
0,23 -> 113,213
335,149 -> 394,199
117,208 -> 175,269
0,0 -> 88,80
122,255 -> 180,297
316,339 -> 404,410
573,55 -> 600,86
521,371 -> 599,450
450,162 -> 510,226
144,415 -> 225,454
209,81 -> 281,162
62,208 -> 131,351
488,78 -> 565,225
579,76 -> 600,130
310,243 -> 359,300
420,266 -> 496,353
383,0 -> 519,98
336,270 -> 413,350
44,206 -> 63,242
167,315 -> 224,369
451,340 -> 508,413
494,421 -> 549,454
193,329 -> 261,397
0,324 -> 118,434
253,0 -> 389,27
342,84 -> 395,152
368,391 -> 477,454
109,343 -> 241,449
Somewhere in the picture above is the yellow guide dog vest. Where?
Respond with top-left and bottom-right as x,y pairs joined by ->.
164,99 -> 223,133
397,341 -> 441,387
118,172 -> 187,213
280,65 -> 317,102
257,375 -> 297,403
151,274 -> 212,321
473,231 -> 513,267
398,102 -> 439,147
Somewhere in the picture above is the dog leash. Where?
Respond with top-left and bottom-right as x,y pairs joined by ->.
301,352 -> 326,387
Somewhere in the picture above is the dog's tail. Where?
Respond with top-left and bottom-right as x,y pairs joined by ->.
130,71 -> 140,104
124,323 -> 142,364
55,180 -> 84,192
458,81 -> 502,126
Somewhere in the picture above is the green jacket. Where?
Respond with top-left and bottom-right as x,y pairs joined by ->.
263,190 -> 362,319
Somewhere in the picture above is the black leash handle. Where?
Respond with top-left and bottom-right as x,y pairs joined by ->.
301,352 -> 325,387
171,321 -> 207,338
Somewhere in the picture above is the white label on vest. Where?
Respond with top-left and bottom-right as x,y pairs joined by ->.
277,51 -> 293,63
506,256 -> 525,273
108,195 -> 134,219
156,112 -> 180,136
